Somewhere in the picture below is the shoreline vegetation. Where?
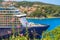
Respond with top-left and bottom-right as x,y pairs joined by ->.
41,26 -> 60,40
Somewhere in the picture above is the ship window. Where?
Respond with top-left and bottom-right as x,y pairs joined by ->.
10,11 -> 14,13
3,11 -> 6,13
5,8 -> 11,10
0,8 -> 15,10
0,11 -> 3,13
15,11 -> 19,13
0,11 -> 8,13
0,11 -> 1,12
5,8 -> 15,10
6,11 -> 9,13
0,14 -> 21,27
0,8 -> 5,10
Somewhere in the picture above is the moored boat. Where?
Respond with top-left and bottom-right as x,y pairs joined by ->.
0,4 -> 49,39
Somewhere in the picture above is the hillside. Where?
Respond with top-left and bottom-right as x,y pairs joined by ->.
14,1 -> 60,17
15,1 -> 57,7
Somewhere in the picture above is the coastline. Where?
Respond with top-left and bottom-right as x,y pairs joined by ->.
26,17 -> 60,19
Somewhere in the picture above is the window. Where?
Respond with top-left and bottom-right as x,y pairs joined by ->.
0,14 -> 21,28
0,8 -> 5,10
10,11 -> 14,13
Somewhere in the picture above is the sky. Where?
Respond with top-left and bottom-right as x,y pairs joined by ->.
5,0 -> 60,5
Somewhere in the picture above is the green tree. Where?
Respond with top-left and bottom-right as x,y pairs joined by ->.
0,0 -> 3,2
30,8 -> 42,17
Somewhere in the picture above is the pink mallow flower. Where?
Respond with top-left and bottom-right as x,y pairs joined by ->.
19,33 -> 23,37
7,31 -> 11,34
17,25 -> 21,28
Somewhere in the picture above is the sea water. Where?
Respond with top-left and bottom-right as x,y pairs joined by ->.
27,18 -> 60,30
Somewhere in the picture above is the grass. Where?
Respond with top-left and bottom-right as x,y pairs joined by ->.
41,26 -> 60,40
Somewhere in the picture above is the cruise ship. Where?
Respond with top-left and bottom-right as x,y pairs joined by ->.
0,4 -> 49,39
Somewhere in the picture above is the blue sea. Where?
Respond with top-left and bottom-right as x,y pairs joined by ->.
27,18 -> 60,31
